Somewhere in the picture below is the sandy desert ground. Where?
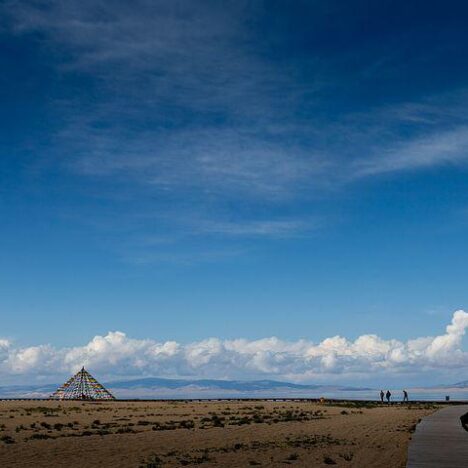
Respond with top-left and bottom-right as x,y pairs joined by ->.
0,400 -> 437,467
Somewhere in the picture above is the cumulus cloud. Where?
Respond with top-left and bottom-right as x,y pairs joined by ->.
1,310 -> 468,384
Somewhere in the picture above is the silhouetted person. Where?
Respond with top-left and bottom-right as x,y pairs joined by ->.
386,390 -> 391,403
403,390 -> 409,403
380,390 -> 384,403
460,412 -> 468,432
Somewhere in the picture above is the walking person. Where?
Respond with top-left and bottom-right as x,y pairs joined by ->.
386,390 -> 391,404
402,389 -> 409,403
380,390 -> 384,403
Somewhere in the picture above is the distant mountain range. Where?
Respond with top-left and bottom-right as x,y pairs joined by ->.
447,380 -> 468,389
0,377 -> 371,399
4,377 -> 468,400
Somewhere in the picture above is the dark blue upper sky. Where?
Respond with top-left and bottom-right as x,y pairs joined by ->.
1,0 -> 468,351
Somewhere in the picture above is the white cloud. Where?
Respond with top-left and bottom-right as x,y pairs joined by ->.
354,125 -> 468,176
4,0 -> 468,263
3,2 -> 468,192
194,219 -> 315,238
12,0 -> 468,199
1,310 -> 468,385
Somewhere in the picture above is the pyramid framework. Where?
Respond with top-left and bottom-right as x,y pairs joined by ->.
50,367 -> 115,400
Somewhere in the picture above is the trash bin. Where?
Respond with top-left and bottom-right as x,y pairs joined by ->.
445,395 -> 450,402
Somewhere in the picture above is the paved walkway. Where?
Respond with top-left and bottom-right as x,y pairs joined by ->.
407,404 -> 468,467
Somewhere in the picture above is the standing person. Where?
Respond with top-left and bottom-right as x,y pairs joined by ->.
403,389 -> 409,403
380,390 -> 384,403
386,390 -> 391,404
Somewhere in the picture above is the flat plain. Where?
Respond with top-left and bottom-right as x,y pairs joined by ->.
0,400 -> 438,467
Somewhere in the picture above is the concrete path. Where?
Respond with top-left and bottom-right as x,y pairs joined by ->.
407,404 -> 468,467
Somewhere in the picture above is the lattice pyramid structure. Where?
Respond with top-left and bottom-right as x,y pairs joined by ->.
50,367 -> 115,400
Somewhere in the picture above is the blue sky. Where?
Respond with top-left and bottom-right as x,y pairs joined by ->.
1,0 -> 468,384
